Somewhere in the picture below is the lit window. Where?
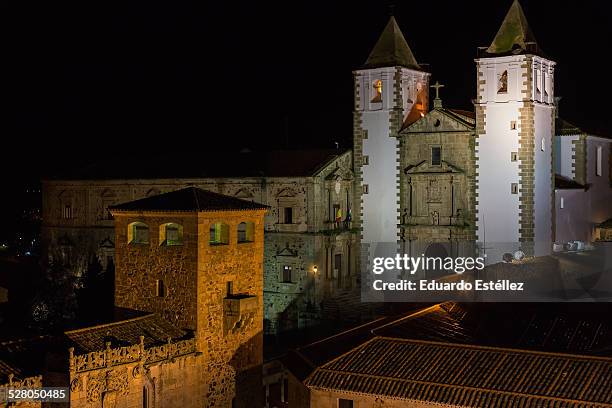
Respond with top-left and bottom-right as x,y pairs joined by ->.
155,280 -> 165,297
209,222 -> 229,245
560,197 -> 564,209
371,79 -> 382,103
497,70 -> 508,94
159,223 -> 183,246
511,152 -> 518,162
596,146 -> 603,176
511,183 -> 518,194
282,265 -> 292,283
431,146 -> 441,166
128,222 -> 149,244
237,222 -> 255,243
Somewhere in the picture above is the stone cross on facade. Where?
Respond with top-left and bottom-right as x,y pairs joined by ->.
431,81 -> 445,108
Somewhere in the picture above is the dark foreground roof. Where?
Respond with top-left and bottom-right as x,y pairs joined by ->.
110,187 -> 268,212
65,313 -> 189,354
305,336 -> 612,407
555,174 -> 586,190
288,302 -> 612,383
48,149 -> 350,180
557,117 -> 612,139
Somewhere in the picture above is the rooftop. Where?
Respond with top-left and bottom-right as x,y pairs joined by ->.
47,149 -> 351,181
109,187 -> 268,213
555,174 -> 586,190
305,336 -> 612,407
64,313 -> 189,354
288,302 -> 612,386
483,0 -> 543,58
363,16 -> 421,71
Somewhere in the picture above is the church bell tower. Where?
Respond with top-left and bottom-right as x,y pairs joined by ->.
354,16 -> 430,246
475,0 -> 555,260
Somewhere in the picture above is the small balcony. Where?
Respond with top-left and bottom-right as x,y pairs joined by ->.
223,294 -> 258,334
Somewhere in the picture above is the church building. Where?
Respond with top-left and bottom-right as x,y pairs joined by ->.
353,0 -> 612,264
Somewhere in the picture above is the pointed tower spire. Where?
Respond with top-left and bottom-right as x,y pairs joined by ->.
486,0 -> 539,56
364,16 -> 421,70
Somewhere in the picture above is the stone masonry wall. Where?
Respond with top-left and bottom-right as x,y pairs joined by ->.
114,213 -> 198,331
196,209 -> 266,408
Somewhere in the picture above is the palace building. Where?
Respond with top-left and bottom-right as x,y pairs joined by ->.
42,150 -> 360,334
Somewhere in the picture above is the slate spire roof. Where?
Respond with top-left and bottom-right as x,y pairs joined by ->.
486,0 -> 540,56
364,16 -> 421,70
109,187 -> 268,212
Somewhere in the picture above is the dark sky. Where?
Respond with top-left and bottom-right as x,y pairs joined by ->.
4,0 -> 611,187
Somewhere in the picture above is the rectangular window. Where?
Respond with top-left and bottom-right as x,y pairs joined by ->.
166,226 -> 180,244
282,266 -> 292,283
362,184 -> 369,194
135,225 -> 149,243
63,205 -> 73,219
431,146 -> 441,166
510,121 -> 517,130
362,155 -> 369,165
338,399 -> 354,408
596,146 -> 603,176
511,183 -> 518,194
283,379 -> 289,403
155,280 -> 165,297
511,152 -> 518,162
283,207 -> 293,224
334,254 -> 342,273
541,138 -> 545,152
560,197 -> 565,209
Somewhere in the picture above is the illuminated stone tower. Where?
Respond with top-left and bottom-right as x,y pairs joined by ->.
110,187 -> 268,407
475,0 -> 555,259
353,16 -> 430,247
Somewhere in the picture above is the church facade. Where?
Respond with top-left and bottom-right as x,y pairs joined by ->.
353,1 -> 612,265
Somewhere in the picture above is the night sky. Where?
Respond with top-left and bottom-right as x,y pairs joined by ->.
3,0 -> 611,221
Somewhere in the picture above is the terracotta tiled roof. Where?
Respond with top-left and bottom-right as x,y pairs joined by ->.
447,108 -> 476,121
65,313 -> 189,354
306,337 -> 612,407
109,187 -> 268,213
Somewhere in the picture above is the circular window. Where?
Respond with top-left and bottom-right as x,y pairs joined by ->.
434,119 -> 441,127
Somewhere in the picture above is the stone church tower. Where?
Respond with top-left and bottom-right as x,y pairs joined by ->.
475,0 -> 555,259
353,16 -> 430,246
110,187 -> 268,407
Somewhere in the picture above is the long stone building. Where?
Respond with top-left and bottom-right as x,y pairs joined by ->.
3,187 -> 268,408
42,149 -> 358,334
